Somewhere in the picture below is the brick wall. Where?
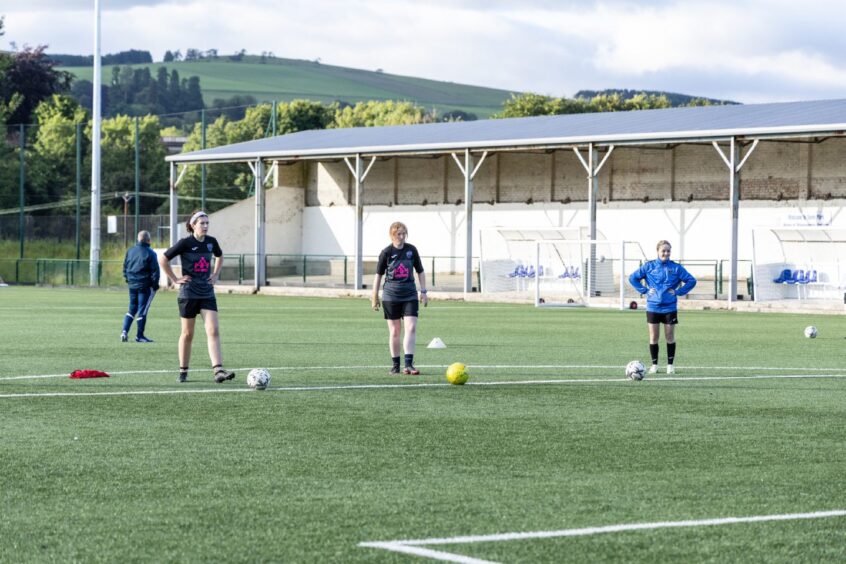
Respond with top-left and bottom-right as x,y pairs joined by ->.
301,138 -> 846,206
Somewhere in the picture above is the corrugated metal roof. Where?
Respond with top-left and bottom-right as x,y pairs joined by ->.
167,98 -> 846,164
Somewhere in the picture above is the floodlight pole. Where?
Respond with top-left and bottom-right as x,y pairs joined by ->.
168,162 -> 178,247
89,0 -> 102,286
713,137 -> 759,306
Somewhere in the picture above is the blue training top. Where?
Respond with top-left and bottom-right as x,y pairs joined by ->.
628,259 -> 697,313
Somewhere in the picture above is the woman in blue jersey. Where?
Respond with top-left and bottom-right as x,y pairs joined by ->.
159,211 -> 235,384
371,221 -> 428,375
628,240 -> 697,375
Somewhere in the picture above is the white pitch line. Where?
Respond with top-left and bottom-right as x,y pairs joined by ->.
360,509 -> 846,563
1,363 -> 843,382
358,542 -> 496,564
1,373 -> 845,399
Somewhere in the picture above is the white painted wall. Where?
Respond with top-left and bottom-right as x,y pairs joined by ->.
206,186 -> 303,255
300,200 -> 846,263
204,183 -> 845,270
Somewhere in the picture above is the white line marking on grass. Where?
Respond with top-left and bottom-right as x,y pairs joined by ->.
1,373 -> 845,399
360,509 -> 846,563
359,542 -> 495,564
2,364 -> 843,382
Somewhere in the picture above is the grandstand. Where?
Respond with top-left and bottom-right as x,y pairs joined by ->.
159,99 -> 846,308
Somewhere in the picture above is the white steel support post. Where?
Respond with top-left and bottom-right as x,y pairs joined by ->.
343,154 -> 376,290
450,150 -> 488,295
573,143 -> 614,301
713,137 -> 758,307
587,145 -> 598,298
253,159 -> 266,291
355,154 -> 364,289
728,139 -> 740,304
463,149 -> 474,294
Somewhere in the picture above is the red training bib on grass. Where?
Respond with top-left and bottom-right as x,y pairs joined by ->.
69,369 -> 110,379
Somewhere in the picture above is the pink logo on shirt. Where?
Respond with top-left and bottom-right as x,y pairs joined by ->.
394,263 -> 409,280
195,256 -> 210,273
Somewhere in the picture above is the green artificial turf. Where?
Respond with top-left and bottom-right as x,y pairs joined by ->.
1,287 -> 844,562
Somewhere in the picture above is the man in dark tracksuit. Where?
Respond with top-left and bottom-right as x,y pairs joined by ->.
121,230 -> 160,343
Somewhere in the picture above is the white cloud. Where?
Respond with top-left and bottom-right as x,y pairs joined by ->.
4,0 -> 846,103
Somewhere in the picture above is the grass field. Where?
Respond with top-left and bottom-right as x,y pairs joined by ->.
64,58 -> 516,119
1,286 -> 845,562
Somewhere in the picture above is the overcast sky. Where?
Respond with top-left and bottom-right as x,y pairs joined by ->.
4,0 -> 845,104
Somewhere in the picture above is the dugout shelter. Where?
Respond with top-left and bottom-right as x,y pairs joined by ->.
166,99 -> 846,305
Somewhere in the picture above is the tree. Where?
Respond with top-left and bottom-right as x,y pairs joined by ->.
441,110 -> 477,122
209,95 -> 258,121
90,114 -> 168,214
495,91 -> 670,118
333,100 -> 426,128
496,93 -> 559,118
175,101 -> 334,210
275,100 -> 335,134
27,95 -> 89,207
621,93 -> 671,111
163,50 -> 174,63
0,45 -> 73,125
168,69 -> 182,110
185,76 -> 204,111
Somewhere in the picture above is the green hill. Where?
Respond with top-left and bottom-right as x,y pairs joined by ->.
62,56 -> 518,119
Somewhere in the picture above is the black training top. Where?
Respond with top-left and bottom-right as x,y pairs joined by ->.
164,235 -> 222,299
376,243 -> 424,302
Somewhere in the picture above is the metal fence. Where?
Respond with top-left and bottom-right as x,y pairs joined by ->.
0,253 -> 750,298
0,254 -> 480,292
222,254 -> 478,291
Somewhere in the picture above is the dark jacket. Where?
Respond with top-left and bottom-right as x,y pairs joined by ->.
124,242 -> 160,290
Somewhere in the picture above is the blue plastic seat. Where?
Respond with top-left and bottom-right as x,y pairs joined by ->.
773,268 -> 792,283
507,265 -> 525,278
806,269 -> 818,283
787,269 -> 804,284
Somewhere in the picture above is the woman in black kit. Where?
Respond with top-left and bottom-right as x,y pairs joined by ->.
371,221 -> 428,375
159,210 -> 235,384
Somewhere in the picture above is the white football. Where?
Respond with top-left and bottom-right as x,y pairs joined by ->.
804,326 -> 818,339
625,360 -> 645,381
247,368 -> 271,390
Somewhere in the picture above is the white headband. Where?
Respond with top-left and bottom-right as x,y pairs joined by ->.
190,211 -> 208,225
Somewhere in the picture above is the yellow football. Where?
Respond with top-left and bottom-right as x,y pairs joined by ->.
446,362 -> 469,385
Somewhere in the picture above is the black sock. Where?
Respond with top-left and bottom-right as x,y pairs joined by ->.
649,344 -> 659,365
392,356 -> 400,369
213,364 -> 225,375
667,342 -> 676,365
180,366 -> 189,376
404,354 -> 414,367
